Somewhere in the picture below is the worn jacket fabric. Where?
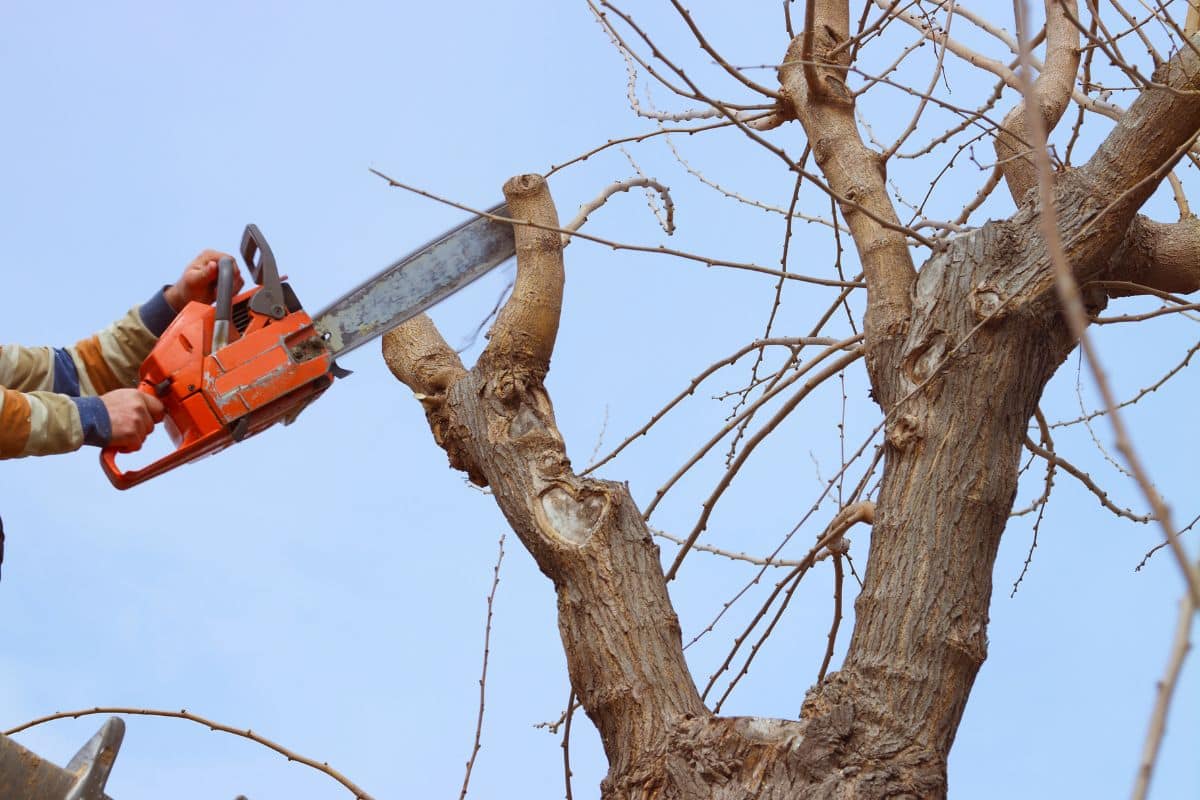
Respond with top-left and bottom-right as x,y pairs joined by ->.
0,292 -> 176,457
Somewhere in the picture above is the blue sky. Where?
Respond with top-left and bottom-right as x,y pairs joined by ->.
1,2 -> 1196,798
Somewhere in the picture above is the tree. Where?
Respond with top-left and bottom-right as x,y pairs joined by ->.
2,2 -> 1196,797
377,2 -> 1200,797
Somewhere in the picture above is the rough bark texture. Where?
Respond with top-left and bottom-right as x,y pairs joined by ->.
382,21 -> 1200,800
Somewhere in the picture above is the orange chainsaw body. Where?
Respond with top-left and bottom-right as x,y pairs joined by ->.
101,227 -> 337,489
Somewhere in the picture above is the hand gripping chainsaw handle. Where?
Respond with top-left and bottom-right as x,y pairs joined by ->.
100,227 -> 336,490
101,256 -> 244,489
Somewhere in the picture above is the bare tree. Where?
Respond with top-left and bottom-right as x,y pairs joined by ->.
379,2 -> 1200,798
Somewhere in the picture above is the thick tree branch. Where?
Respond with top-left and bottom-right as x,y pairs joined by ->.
480,174 -> 565,379
1107,214 -> 1200,296
382,314 -> 483,484
1080,37 -> 1200,224
994,0 -> 1080,204
382,313 -> 466,397
6,707 -> 374,800
779,0 -> 916,395
874,0 -> 1123,121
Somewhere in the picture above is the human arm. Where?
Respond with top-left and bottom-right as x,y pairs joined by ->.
0,250 -> 237,458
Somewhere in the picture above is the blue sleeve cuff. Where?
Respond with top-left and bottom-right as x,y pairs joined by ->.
139,288 -> 178,337
73,396 -> 112,447
52,348 -> 82,396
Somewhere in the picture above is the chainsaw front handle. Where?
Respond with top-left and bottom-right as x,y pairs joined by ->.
211,256 -> 237,351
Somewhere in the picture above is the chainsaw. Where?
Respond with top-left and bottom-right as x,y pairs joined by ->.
101,205 -> 514,489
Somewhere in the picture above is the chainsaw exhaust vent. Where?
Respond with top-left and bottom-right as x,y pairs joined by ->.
232,299 -> 252,333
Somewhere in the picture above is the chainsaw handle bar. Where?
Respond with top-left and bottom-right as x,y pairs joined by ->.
211,256 -> 236,351
98,382 -> 174,490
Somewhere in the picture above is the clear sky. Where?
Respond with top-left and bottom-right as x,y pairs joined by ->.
1,2 -> 1196,798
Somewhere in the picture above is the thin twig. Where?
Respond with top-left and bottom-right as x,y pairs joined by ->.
562,689 -> 577,800
460,534 -> 506,800
5,707 -> 374,800
817,554 -> 846,682
369,170 -> 864,289
562,177 -> 675,242
665,349 -> 865,580
1130,585 -> 1197,800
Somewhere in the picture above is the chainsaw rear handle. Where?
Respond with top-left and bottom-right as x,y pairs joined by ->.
98,381 -> 175,490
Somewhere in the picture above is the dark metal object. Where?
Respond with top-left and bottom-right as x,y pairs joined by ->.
0,717 -> 124,800
313,203 -> 516,357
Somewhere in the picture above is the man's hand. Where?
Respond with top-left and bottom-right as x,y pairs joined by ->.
164,250 -> 244,311
101,388 -> 165,451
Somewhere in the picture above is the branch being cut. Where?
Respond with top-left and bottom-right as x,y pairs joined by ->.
383,313 -> 482,485
994,0 -> 1080,204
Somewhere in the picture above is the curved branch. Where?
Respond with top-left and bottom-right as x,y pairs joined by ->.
480,174 -> 565,379
5,707 -> 373,800
778,4 -> 916,367
994,0 -> 1081,204
1023,436 -> 1151,523
563,177 -> 675,242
